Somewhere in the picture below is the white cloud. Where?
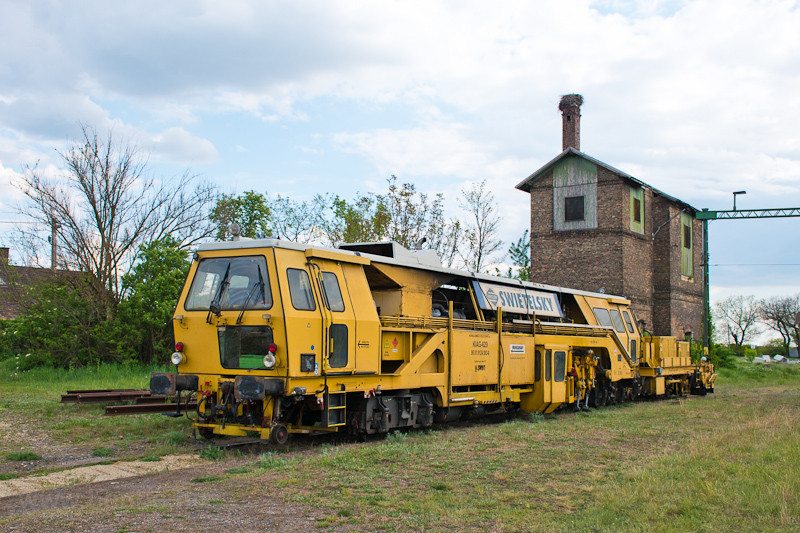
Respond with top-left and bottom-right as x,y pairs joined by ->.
0,0 -> 799,296
149,127 -> 218,164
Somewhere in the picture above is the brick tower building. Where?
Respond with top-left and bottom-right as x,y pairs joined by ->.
515,95 -> 704,338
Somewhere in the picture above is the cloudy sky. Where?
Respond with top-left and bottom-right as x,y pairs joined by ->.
1,0 -> 799,306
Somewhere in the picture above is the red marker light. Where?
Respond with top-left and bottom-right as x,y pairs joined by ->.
268,343 -> 277,354
175,342 -> 184,352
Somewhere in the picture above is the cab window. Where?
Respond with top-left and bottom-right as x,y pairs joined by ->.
609,309 -> 625,333
545,349 -> 552,381
186,256 -> 271,311
329,324 -> 348,367
321,272 -> 345,312
592,308 -> 613,329
287,268 -> 316,311
219,325 -> 274,369
554,351 -> 566,382
623,311 -> 635,333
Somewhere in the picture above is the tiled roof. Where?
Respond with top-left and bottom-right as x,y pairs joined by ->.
0,264 -> 83,320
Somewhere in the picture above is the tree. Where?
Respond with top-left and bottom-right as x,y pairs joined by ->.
494,230 -> 530,280
324,193 -> 390,246
268,193 -> 328,243
17,125 -> 216,315
714,294 -> 761,355
114,237 -> 191,364
384,176 -> 442,248
322,177 -> 462,266
459,180 -> 503,273
210,190 -> 271,240
758,295 -> 800,357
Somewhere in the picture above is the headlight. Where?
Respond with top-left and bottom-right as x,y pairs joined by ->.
171,352 -> 184,365
263,352 -> 276,369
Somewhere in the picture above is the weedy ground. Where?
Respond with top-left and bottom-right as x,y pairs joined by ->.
0,360 -> 194,473
1,358 -> 799,532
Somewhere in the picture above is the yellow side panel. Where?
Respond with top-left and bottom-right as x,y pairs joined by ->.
382,331 -> 406,360
451,331 -> 498,386
678,341 -> 690,359
501,337 -> 535,385
646,377 -> 665,395
651,336 -> 676,366
373,291 -> 402,317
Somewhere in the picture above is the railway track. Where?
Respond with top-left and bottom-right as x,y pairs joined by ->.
60,388 -> 195,416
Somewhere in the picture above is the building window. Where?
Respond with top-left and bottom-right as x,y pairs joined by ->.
630,187 -> 644,234
564,196 -> 585,221
681,212 -> 693,279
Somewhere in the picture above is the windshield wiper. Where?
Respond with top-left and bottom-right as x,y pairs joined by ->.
207,263 -> 231,323
236,265 -> 265,325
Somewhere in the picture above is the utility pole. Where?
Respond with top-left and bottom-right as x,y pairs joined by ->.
695,196 -> 800,350
50,217 -> 61,270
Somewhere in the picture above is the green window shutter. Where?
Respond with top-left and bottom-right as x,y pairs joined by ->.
681,212 -> 693,278
630,188 -> 643,234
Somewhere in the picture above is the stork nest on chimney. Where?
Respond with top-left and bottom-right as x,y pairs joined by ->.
558,94 -> 584,110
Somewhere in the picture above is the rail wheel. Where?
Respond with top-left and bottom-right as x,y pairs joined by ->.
598,383 -> 609,407
270,424 -> 289,445
616,385 -> 625,404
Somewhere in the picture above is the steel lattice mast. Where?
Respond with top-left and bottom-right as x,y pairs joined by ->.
695,206 -> 800,349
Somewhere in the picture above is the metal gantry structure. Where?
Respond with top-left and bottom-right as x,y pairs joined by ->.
695,205 -> 800,349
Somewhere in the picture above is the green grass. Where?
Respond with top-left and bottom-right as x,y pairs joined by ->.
191,474 -> 223,483
234,361 -> 800,532
199,447 -> 225,461
92,446 -> 115,457
2,358 -> 799,531
0,361 -> 192,456
5,451 -> 42,461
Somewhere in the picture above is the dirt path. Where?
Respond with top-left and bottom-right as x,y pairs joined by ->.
0,460 -> 333,533
0,454 -> 201,498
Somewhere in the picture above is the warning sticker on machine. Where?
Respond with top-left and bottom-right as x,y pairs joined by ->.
510,344 -> 525,354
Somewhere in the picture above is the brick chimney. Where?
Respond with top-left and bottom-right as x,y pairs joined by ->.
559,94 -> 583,151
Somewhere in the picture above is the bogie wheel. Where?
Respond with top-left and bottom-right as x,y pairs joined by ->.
270,424 -> 289,445
616,385 -> 625,404
599,384 -> 608,407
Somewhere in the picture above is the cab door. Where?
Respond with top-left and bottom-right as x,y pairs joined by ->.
546,347 -> 568,413
521,346 -> 550,413
307,259 -> 357,374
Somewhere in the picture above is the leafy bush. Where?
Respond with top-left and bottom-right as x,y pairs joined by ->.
709,342 -> 736,369
0,276 -> 111,369
0,237 -> 190,369
113,236 -> 190,365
